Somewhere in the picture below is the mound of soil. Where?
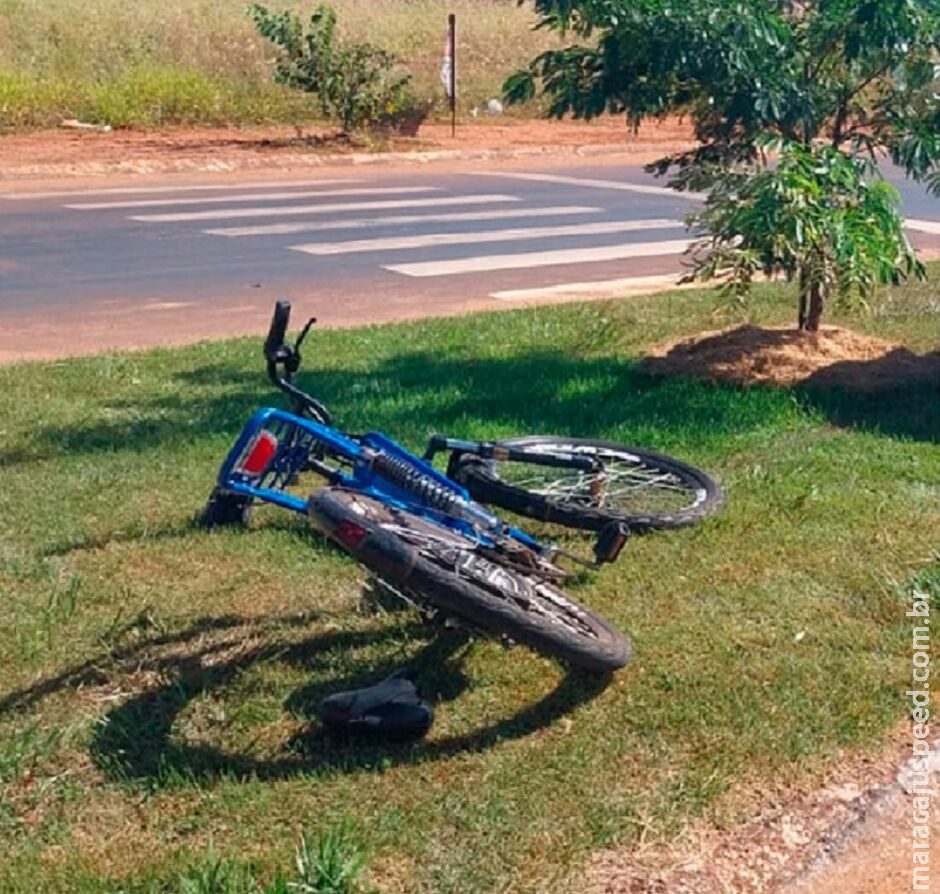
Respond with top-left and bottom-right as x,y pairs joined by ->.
641,324 -> 939,391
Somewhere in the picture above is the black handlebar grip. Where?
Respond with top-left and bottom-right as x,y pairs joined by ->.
264,300 -> 291,360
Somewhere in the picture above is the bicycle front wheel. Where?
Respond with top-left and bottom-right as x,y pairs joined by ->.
307,487 -> 631,672
452,436 -> 724,532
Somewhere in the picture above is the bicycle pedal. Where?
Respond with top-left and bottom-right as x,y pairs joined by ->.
594,522 -> 631,564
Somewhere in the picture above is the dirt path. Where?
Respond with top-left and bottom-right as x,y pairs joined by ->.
786,791 -> 917,894
0,118 -> 696,183
582,728 -> 935,894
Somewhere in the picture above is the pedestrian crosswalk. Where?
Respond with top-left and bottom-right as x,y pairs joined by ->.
907,218 -> 940,235
64,185 -> 438,210
471,170 -> 708,201
289,218 -> 682,256
8,174 -> 700,289
128,193 -> 521,223
7,171 -> 940,310
4,178 -> 358,201
205,205 -> 600,238
383,239 -> 694,278
5,173 -> 690,288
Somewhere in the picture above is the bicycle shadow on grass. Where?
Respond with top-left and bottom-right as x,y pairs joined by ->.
0,609 -> 613,788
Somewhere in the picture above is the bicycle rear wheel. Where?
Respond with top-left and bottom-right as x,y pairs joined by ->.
452,436 -> 724,532
307,487 -> 631,672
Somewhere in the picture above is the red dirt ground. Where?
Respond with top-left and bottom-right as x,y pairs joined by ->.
0,117 -> 697,180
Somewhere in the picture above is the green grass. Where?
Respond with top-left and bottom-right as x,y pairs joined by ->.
0,0 -> 556,129
0,278 -> 937,892
171,824 -> 373,893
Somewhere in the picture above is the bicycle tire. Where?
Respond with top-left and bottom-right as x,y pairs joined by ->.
307,487 -> 631,672
199,487 -> 253,528
452,436 -> 724,532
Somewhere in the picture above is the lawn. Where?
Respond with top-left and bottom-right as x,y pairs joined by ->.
0,0 -> 556,129
0,277 -> 937,893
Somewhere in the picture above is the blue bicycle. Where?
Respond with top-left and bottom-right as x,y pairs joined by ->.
201,302 -> 723,672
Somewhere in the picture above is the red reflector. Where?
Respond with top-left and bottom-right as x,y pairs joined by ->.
240,431 -> 278,475
334,519 -> 368,550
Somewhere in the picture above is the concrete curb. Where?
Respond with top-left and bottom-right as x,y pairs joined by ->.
0,140 -> 686,182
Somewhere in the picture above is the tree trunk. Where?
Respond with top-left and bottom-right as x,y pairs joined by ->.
805,282 -> 824,331
797,268 -> 824,332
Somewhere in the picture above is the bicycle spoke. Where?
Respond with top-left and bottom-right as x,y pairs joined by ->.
496,450 -> 699,513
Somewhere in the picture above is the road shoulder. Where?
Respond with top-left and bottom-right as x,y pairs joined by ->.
0,119 -> 695,188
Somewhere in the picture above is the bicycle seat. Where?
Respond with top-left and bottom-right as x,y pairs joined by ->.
319,672 -> 434,739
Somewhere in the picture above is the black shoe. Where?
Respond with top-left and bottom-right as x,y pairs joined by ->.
319,672 -> 433,740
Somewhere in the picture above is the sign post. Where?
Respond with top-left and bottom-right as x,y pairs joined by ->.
440,13 -> 457,137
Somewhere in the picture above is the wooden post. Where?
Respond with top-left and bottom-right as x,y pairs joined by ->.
448,13 -> 457,137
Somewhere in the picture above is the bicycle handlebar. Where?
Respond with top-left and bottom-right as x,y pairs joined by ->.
264,299 -> 291,363
261,299 -> 334,426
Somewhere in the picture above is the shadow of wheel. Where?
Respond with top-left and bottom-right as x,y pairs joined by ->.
87,617 -> 613,785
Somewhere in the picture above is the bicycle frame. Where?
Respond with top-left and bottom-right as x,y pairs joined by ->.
209,299 -> 630,569
215,406 -> 545,553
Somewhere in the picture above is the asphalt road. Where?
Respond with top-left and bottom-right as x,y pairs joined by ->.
2,159 -> 939,358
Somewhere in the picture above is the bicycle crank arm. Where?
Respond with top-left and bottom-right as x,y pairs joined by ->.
547,522 -> 631,569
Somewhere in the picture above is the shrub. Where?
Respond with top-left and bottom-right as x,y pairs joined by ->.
249,3 -> 420,135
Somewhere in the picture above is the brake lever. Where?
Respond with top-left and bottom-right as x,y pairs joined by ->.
294,317 -> 317,353
272,317 -> 314,383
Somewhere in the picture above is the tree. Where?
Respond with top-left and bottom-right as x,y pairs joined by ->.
506,0 -> 940,331
250,4 -> 417,135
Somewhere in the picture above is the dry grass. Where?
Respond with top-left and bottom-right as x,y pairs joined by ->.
0,0 -> 559,128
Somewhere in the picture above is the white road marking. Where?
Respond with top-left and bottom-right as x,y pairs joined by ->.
384,239 -> 694,277
67,186 -> 437,210
143,301 -> 198,310
4,178 -> 358,201
290,218 -> 683,256
478,175 -> 940,232
473,171 -> 706,201
491,273 -> 684,301
906,218 -> 940,234
130,195 -> 521,223
204,205 -> 601,237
